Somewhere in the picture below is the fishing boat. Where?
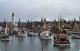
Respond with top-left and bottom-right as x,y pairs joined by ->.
53,16 -> 70,46
1,22 -> 12,41
27,19 -> 37,36
53,34 -> 70,46
71,32 -> 80,38
17,30 -> 26,37
71,19 -> 80,39
40,31 -> 52,39
27,30 -> 37,36
16,18 -> 26,37
40,18 -> 52,39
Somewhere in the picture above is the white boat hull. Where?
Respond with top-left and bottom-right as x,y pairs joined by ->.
1,38 -> 12,41
71,34 -> 80,38
40,36 -> 52,39
17,34 -> 26,37
27,32 -> 37,36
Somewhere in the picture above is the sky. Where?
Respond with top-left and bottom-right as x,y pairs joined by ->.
0,0 -> 80,22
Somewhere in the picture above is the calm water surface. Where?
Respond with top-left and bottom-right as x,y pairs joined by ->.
0,27 -> 80,51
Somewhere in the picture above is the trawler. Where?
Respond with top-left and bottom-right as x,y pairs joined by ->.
16,18 -> 26,37
1,22 -> 12,41
53,34 -> 70,46
40,19 -> 52,39
27,19 -> 37,36
17,29 -> 26,37
53,16 -> 70,46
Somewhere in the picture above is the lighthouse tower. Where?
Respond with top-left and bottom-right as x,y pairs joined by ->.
12,12 -> 17,27
12,13 -> 15,24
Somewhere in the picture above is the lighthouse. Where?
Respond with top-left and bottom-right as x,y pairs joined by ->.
12,12 -> 15,24
12,12 -> 17,27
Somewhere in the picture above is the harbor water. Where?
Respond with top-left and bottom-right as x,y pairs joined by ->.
0,27 -> 80,51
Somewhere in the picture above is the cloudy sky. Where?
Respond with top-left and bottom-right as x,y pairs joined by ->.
0,0 -> 80,22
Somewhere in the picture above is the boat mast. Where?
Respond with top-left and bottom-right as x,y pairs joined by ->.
60,13 -> 62,29
44,18 -> 48,31
5,22 -> 8,35
3,18 -> 6,28
9,20 -> 12,30
18,18 -> 23,33
31,18 -> 33,31
31,18 -> 32,29
18,18 -> 21,31
27,20 -> 30,29
58,16 -> 60,33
